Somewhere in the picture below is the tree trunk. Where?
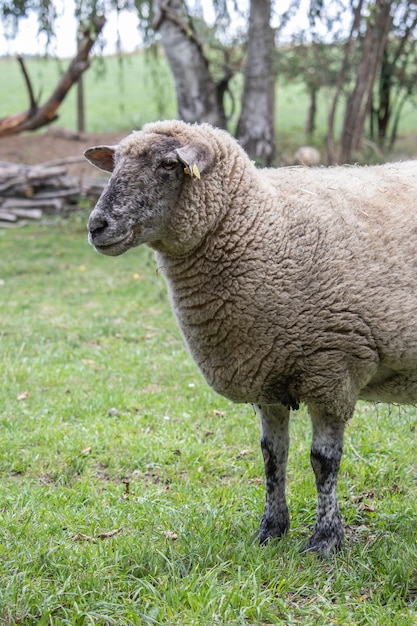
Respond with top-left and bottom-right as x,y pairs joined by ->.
305,87 -> 317,137
77,25 -> 86,133
339,0 -> 392,163
375,6 -> 417,146
236,0 -> 275,165
388,90 -> 408,149
375,48 -> 392,143
325,0 -> 364,164
154,0 -> 227,128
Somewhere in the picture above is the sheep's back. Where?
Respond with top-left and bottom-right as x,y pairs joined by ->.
158,160 -> 417,406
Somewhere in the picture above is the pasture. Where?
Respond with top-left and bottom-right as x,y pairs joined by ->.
1,47 -> 417,624
1,215 -> 417,624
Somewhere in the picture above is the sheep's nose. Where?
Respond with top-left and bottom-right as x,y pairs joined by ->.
88,213 -> 109,236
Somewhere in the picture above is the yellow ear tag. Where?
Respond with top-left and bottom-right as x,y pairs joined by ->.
183,164 -> 201,179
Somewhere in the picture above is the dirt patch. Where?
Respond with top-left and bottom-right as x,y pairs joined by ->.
0,127 -> 126,178
1,126 -> 416,174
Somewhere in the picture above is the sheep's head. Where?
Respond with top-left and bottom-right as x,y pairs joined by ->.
86,124 -> 215,256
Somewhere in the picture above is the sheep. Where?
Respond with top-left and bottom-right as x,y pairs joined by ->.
85,119 -> 417,557
293,145 -> 321,166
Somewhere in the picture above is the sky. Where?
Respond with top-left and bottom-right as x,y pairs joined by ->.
0,2 -> 142,58
0,1 -> 315,59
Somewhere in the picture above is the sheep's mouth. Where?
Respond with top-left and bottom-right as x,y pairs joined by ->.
91,232 -> 133,256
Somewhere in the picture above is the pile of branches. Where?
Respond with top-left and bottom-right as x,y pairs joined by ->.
0,158 -> 106,227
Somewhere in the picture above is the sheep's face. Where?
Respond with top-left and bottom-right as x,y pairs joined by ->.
85,130 -> 214,256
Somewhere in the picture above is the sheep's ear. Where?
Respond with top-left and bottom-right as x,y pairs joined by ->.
175,144 -> 213,180
84,146 -> 117,172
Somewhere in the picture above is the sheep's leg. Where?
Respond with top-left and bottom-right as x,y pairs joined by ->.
255,403 -> 290,543
307,412 -> 346,556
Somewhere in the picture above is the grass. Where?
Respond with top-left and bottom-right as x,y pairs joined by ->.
1,215 -> 417,624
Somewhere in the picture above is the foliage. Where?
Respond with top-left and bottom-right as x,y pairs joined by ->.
298,0 -> 417,161
276,42 -> 342,135
370,1 -> 417,148
1,215 -> 417,623
1,0 -> 58,42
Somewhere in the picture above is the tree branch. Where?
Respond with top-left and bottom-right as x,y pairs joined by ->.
153,0 -> 227,127
17,55 -> 38,114
0,15 -> 106,137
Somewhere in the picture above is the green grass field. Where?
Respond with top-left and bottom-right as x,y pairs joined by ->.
1,215 -> 417,624
1,44 -> 417,624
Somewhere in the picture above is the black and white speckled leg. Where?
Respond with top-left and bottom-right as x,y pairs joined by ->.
307,412 -> 346,557
255,403 -> 291,544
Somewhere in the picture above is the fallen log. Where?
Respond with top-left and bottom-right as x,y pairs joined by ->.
0,211 -> 17,222
2,197 -> 64,213
27,166 -> 69,180
6,207 -> 43,220
0,159 -> 107,226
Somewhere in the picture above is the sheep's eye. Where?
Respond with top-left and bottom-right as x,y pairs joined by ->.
160,158 -> 178,171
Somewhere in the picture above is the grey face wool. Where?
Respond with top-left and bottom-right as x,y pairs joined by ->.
86,119 -> 417,557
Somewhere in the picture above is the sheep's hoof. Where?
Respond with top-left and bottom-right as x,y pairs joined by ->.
305,528 -> 344,558
258,512 -> 290,545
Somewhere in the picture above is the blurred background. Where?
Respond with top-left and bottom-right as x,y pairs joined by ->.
0,0 -> 416,171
